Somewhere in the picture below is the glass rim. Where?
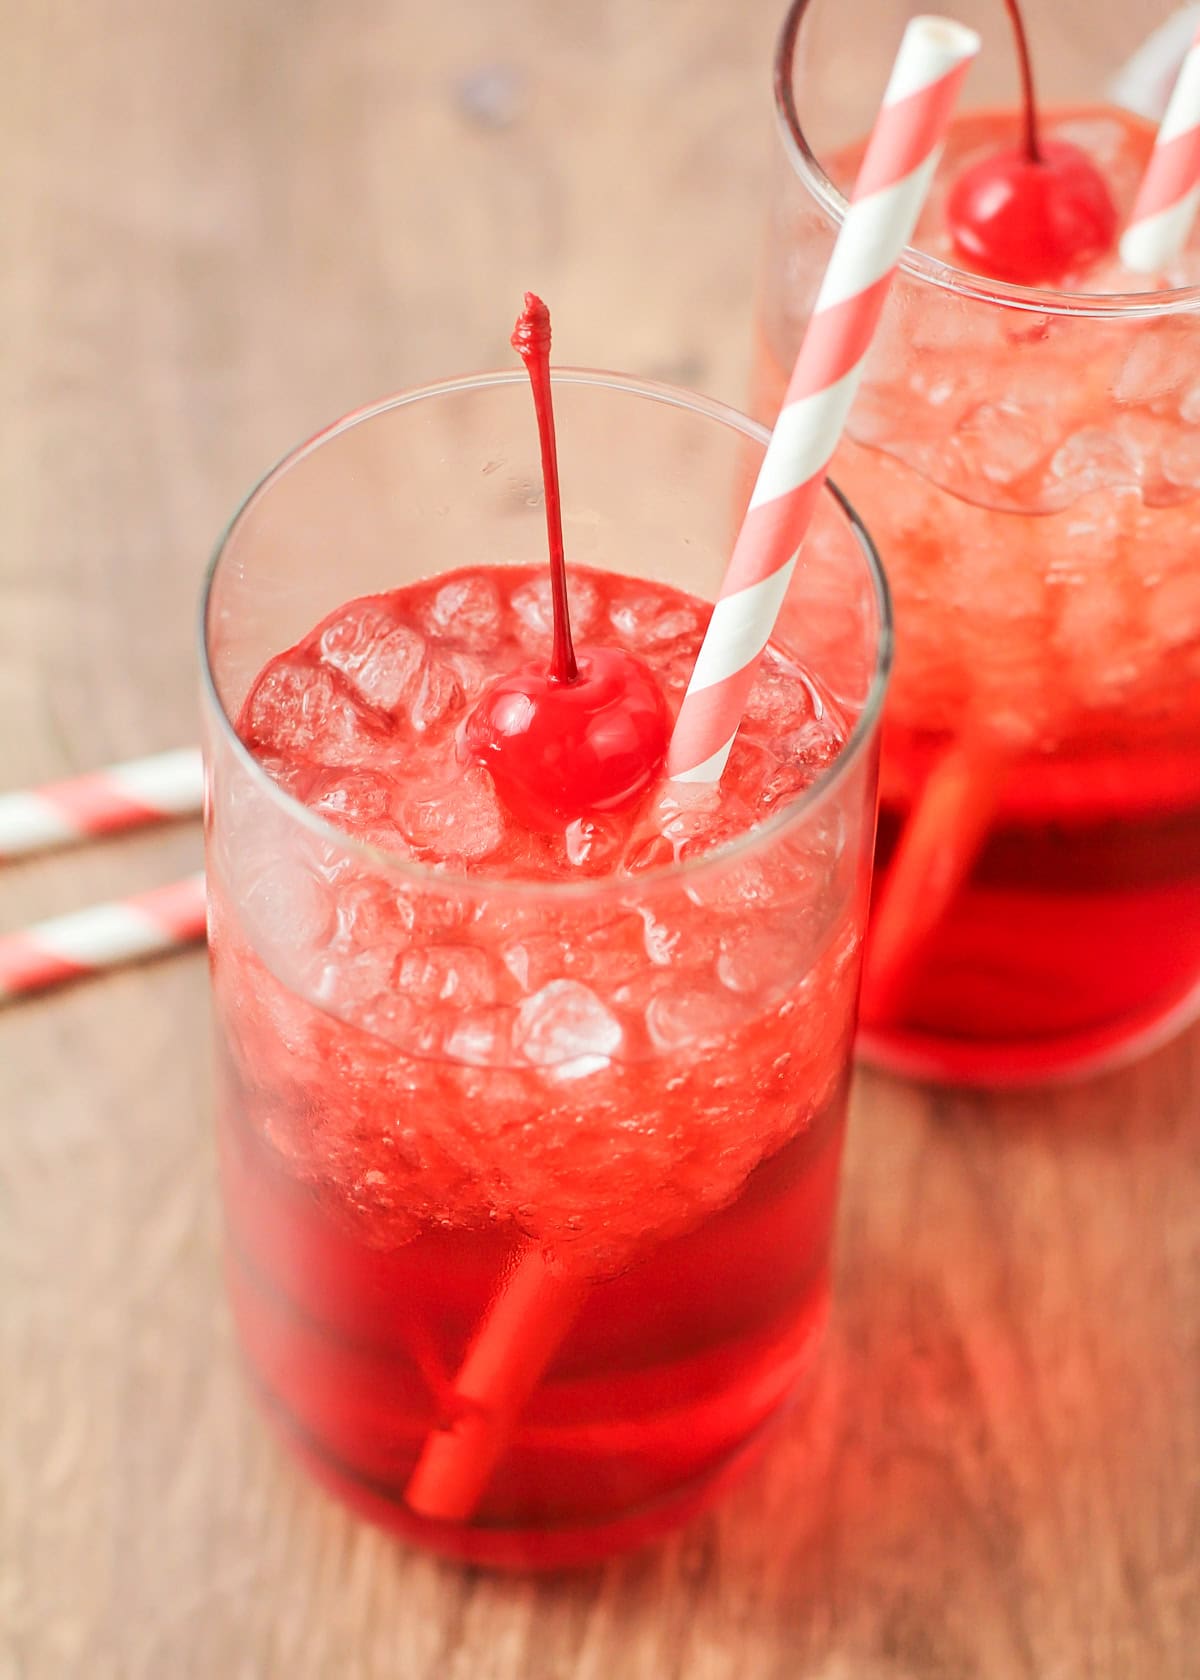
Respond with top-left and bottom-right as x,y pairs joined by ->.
198,366 -> 893,905
774,0 -> 1200,320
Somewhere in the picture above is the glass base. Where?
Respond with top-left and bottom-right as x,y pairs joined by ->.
858,969 -> 1200,1089
248,1369 -> 808,1572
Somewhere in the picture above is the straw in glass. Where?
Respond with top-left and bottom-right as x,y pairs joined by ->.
858,736 -> 1007,1027
402,13 -> 980,1527
1121,20 -> 1200,273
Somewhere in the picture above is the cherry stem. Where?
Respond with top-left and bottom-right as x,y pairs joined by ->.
1003,0 -> 1042,164
512,293 -> 577,685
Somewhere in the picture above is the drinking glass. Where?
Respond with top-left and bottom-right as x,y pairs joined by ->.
758,0 -> 1200,1084
201,370 -> 890,1566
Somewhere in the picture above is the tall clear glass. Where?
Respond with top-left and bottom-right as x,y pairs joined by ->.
200,371 -> 890,1569
758,0 -> 1200,1085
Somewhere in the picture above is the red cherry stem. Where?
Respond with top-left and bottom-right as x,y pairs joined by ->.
1002,0 -> 1041,164
511,294 -> 577,685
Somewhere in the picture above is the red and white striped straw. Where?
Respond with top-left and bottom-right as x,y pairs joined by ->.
0,748 -> 204,860
665,15 -> 979,783
1120,21 -> 1200,272
0,872 -> 207,1004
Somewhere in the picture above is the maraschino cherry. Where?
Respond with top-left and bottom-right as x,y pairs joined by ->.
946,0 -> 1116,285
466,295 -> 670,831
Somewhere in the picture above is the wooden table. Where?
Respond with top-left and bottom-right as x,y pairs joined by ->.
3,2 -> 1197,1674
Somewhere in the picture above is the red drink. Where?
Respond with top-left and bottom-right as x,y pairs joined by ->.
201,373 -> 888,1565
761,32 -> 1200,1081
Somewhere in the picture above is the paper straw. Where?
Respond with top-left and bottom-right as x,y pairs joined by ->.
0,748 -> 204,860
1120,20 -> 1200,272
1110,6 -> 1200,121
666,14 -> 980,784
402,15 -> 979,1529
406,1255 -> 589,1522
0,872 -> 207,1003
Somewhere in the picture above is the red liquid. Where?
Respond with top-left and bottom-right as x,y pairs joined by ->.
755,104 -> 1200,1082
870,745 -> 1200,1082
210,562 -> 865,1563
216,1038 -> 845,1567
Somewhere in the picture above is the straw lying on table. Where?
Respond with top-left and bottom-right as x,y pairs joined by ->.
0,873 -> 207,1003
0,750 -> 205,1005
403,13 -> 981,1528
0,748 -> 203,859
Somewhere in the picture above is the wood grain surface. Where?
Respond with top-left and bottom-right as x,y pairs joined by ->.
2,2 -> 1197,1676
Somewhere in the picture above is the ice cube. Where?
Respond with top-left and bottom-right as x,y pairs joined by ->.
399,766 -> 504,861
718,737 -> 773,805
683,847 -> 772,912
639,906 -> 716,971
1046,429 -> 1141,506
771,711 -> 839,771
332,874 -> 415,948
1114,331 -> 1188,408
442,1005 -> 517,1068
354,991 -> 418,1046
563,815 -> 623,874
652,787 -> 764,880
502,932 -> 568,993
310,768 -> 397,830
319,600 -> 400,677
513,980 -> 622,1079
610,966 -> 675,1024
422,574 -> 502,646
409,660 -> 465,734
744,655 -> 812,733
243,658 -> 382,765
577,911 -> 647,971
949,401 -> 1048,488
645,982 -> 737,1052
1162,431 -> 1200,492
609,595 -> 704,650
756,760 -> 811,810
623,830 -> 676,875
510,571 -> 600,643
314,929 -> 407,1014
395,943 -> 498,1008
351,626 -> 425,712
716,924 -> 800,998
662,647 -> 701,693
318,603 -> 426,712
444,650 -> 489,700
241,856 -> 334,971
